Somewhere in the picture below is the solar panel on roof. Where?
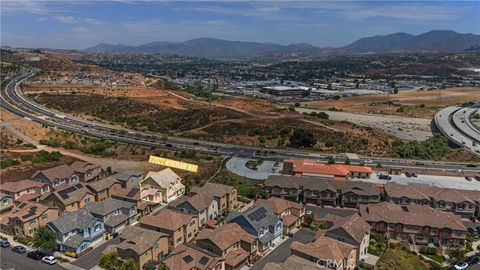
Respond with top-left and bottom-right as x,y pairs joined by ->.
183,255 -> 193,263
248,207 -> 267,222
199,256 -> 209,265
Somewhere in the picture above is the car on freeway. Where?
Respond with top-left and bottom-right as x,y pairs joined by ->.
454,169 -> 464,173
42,256 -> 57,265
453,262 -> 468,270
415,161 -> 425,166
466,164 -> 478,168
465,176 -> 473,181
364,160 -> 373,164
466,256 -> 480,265
27,250 -> 49,261
12,245 -> 26,253
0,240 -> 10,248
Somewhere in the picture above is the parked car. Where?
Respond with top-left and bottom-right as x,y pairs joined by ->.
454,262 -> 468,270
378,173 -> 392,180
476,226 -> 480,234
0,240 -> 10,248
12,245 -> 26,254
412,172 -> 418,177
465,176 -> 473,181
475,176 -> 480,181
405,172 -> 412,177
466,255 -> 479,265
364,160 -> 373,164
306,210 -> 313,215
42,256 -> 57,265
468,227 -> 476,234
27,251 -> 49,261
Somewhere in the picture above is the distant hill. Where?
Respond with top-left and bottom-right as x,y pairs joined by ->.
84,30 -> 480,58
85,38 -> 318,59
344,30 -> 480,52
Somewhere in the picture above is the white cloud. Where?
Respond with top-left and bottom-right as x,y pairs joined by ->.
84,18 -> 103,25
55,15 -> 77,23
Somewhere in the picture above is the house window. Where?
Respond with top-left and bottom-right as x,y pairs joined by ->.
84,197 -> 90,204
94,224 -> 101,232
176,237 -> 182,243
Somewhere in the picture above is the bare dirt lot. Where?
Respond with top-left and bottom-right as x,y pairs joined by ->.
303,87 -> 480,118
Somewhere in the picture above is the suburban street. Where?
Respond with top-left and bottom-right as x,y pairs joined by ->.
0,248 -> 67,270
250,228 -> 316,270
71,238 -> 120,269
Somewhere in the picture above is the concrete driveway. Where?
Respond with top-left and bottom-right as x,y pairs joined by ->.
71,237 -> 121,269
226,157 -> 282,180
250,228 -> 316,270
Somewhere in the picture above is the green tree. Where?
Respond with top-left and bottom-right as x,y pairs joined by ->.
99,252 -> 120,270
448,249 -> 465,262
119,259 -> 137,270
327,156 -> 336,164
157,262 -> 170,270
32,226 -> 57,251
289,129 -> 316,148
344,158 -> 351,165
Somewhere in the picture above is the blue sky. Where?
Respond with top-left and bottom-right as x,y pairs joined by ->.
1,1 -> 479,49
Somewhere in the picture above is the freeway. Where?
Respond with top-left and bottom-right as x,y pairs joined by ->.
435,105 -> 480,154
1,71 -> 479,172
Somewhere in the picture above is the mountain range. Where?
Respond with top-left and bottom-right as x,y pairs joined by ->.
84,30 -> 480,59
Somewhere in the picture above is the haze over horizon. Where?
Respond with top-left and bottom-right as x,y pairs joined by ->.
1,1 -> 479,50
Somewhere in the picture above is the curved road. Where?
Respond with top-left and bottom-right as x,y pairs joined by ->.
2,71 -> 479,172
435,105 -> 480,154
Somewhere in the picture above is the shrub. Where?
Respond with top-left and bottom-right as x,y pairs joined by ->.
0,159 -> 21,168
289,129 -> 316,148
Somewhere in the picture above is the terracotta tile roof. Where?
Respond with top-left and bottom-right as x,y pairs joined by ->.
224,248 -> 249,267
15,192 -> 41,203
254,197 -> 303,215
117,225 -> 167,255
170,193 -> 214,212
161,243 -> 224,270
291,236 -> 355,263
85,176 -> 119,192
191,182 -> 235,198
10,201 -> 55,222
326,214 -> 370,244
285,159 -> 372,176
197,223 -> 256,251
140,208 -> 195,232
282,214 -> 299,227
70,161 -> 99,173
1,180 -> 46,193
33,164 -> 75,181
359,202 -> 467,231
385,182 -> 480,204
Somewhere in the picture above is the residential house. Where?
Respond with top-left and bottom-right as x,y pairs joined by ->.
140,168 -> 185,204
139,208 -> 198,251
40,183 -> 95,212
196,223 -> 258,270
359,202 -> 467,247
170,194 -> 218,227
85,176 -> 121,202
226,205 -> 283,254
0,194 -> 14,214
263,255 -> 318,270
111,185 -> 159,217
47,208 -> 105,255
290,236 -> 357,270
254,197 -> 305,235
0,179 -> 50,203
70,161 -> 104,182
106,225 -> 169,269
282,159 -> 372,180
191,182 -> 238,214
113,170 -> 143,188
32,164 -> 79,187
323,214 -> 371,262
7,202 -> 59,238
384,182 -> 480,218
83,198 -> 138,233
161,243 -> 225,270
264,176 -> 381,207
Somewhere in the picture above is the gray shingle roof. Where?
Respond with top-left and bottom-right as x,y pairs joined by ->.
83,198 -> 135,216
113,170 -> 143,182
228,205 -> 281,240
104,213 -> 129,228
63,234 -> 86,248
49,208 -> 96,234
